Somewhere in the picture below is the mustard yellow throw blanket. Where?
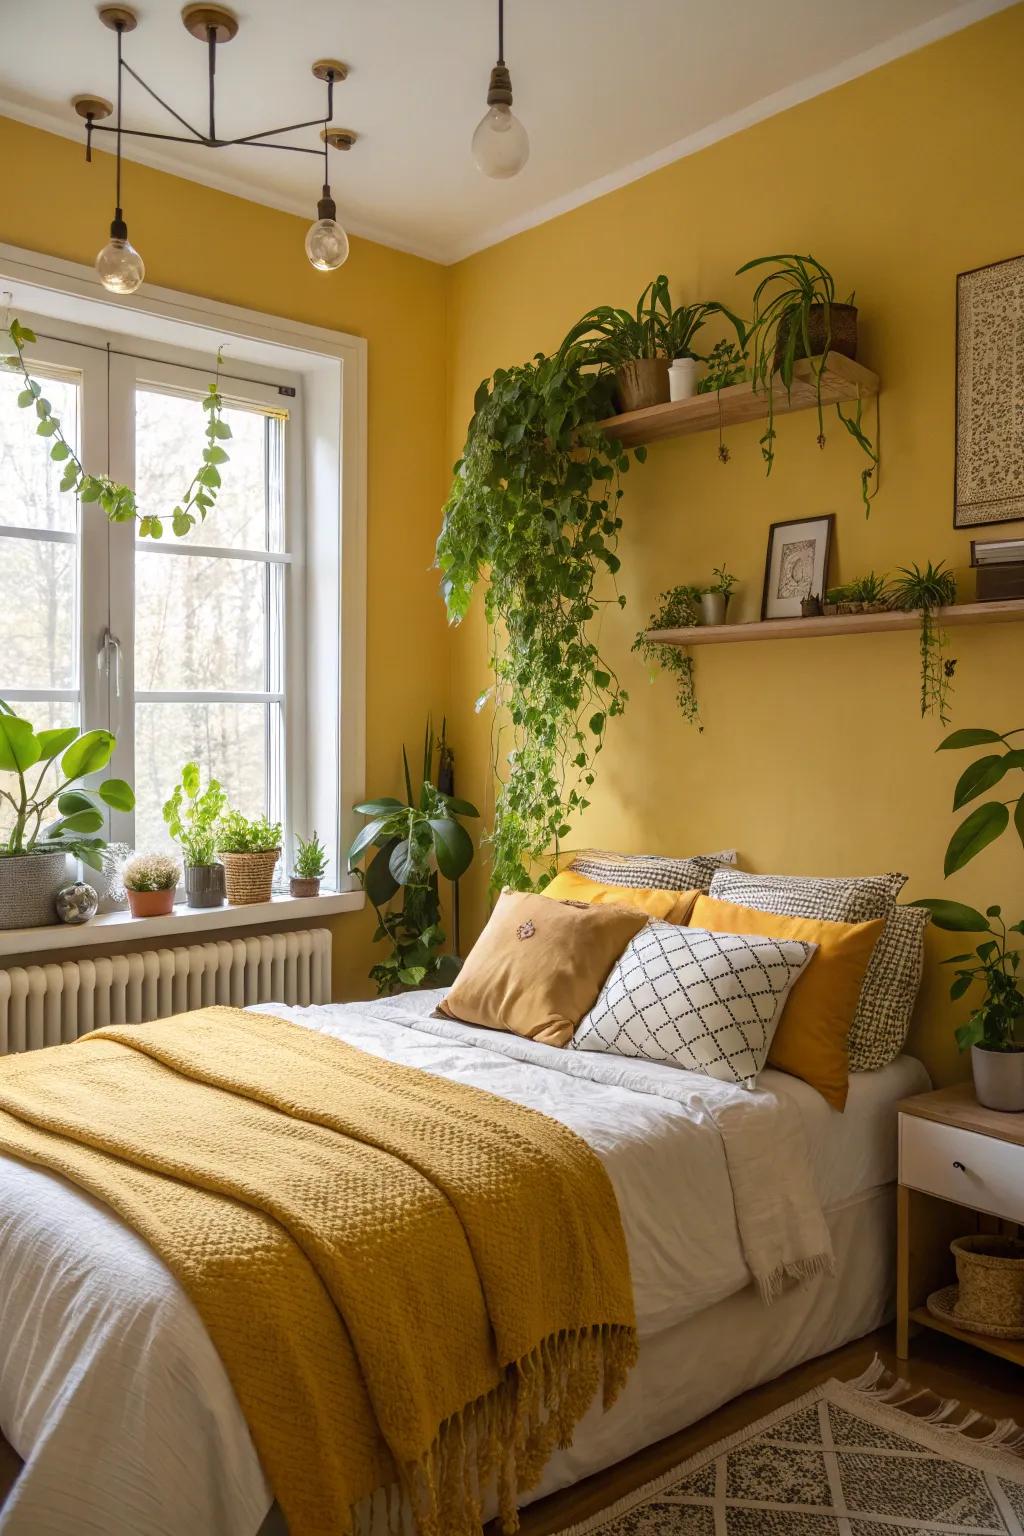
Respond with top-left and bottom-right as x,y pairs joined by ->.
0,1007 -> 636,1535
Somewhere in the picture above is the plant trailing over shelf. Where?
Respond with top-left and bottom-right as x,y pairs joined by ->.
3,317 -> 231,539
633,586 -> 703,731
697,338 -> 749,462
438,342 -> 637,893
346,722 -> 478,992
737,253 -> 878,512
931,725 -> 1024,876
889,561 -> 958,724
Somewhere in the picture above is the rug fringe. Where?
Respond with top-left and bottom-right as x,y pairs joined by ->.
845,1355 -> 1024,1456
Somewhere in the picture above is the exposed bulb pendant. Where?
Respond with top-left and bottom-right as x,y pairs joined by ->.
306,184 -> 350,271
95,17 -> 145,295
472,0 -> 529,179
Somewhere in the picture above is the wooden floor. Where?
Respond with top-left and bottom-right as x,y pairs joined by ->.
1,1326 -> 1020,1531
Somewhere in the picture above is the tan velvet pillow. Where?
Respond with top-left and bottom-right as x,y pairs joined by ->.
691,895 -> 885,1111
437,890 -> 647,1047
542,869 -> 699,924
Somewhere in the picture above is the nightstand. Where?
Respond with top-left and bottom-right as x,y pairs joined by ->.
897,1083 -> 1024,1366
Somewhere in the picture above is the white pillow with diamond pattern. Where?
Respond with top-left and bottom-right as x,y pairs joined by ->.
573,920 -> 816,1087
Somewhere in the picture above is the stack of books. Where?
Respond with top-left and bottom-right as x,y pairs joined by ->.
970,537 -> 1024,601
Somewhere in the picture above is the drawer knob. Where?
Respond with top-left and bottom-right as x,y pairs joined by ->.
952,1160 -> 967,1172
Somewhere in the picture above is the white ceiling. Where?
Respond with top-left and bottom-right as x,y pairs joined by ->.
0,0 -> 1012,264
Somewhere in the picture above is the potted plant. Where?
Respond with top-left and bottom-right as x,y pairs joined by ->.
162,762 -> 226,908
346,725 -> 478,993
0,700 -> 134,930
889,561 -> 958,723
701,565 -> 737,626
121,852 -> 182,919
665,302 -> 746,403
291,831 -> 328,897
823,572 -> 890,616
216,811 -> 282,906
632,586 -> 703,731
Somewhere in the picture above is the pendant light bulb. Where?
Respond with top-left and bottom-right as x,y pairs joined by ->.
472,98 -> 529,179
305,186 -> 350,271
96,212 -> 145,295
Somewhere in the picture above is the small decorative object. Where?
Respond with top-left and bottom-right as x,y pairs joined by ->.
970,537 -> 1024,601
668,357 -> 701,401
0,699 -> 133,930
927,1234 -> 1024,1337
516,919 -> 536,941
888,561 -> 957,723
216,810 -> 283,906
122,852 -> 181,918
471,0 -> 529,179
800,594 -> 821,617
700,564 -> 737,626
633,586 -> 703,731
163,762 -> 227,908
291,830 -> 329,898
955,254 -> 1024,527
761,514 -> 835,621
55,882 -> 99,925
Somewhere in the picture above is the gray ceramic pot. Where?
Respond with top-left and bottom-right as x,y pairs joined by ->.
0,850 -> 70,930
184,862 -> 226,909
700,592 -> 730,625
972,1043 -> 1024,1113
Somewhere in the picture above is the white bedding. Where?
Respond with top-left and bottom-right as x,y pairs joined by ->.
0,994 -> 928,1536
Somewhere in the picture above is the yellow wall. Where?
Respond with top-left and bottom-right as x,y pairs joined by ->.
444,5 -> 1024,1085
0,113 -> 451,999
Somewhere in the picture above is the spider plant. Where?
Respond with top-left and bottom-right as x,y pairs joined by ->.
559,276 -> 673,368
889,562 -> 958,723
697,338 -> 749,462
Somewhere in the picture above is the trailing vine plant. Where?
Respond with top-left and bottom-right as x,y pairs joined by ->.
889,561 -> 958,724
437,351 -> 640,893
632,586 -> 703,730
3,318 -> 231,539
697,339 -> 748,463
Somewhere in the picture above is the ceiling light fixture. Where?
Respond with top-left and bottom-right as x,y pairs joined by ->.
472,0 -> 529,180
73,5 -> 358,293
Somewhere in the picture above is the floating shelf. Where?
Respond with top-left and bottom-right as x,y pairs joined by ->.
645,599 -> 1024,648
598,351 -> 879,450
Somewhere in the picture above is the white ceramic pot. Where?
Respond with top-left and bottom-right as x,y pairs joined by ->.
972,1043 -> 1024,1113
668,357 -> 702,401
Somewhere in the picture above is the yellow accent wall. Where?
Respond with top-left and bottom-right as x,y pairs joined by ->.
444,5 -> 1024,1085
0,113 -> 451,1000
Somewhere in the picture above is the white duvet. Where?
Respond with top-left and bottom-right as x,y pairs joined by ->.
0,993 -> 910,1536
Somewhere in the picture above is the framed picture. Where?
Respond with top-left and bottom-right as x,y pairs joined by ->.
955,254 -> 1024,528
761,514 -> 834,620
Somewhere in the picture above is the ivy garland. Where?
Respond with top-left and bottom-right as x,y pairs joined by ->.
3,318 -> 231,539
437,352 -> 642,893
632,586 -> 703,730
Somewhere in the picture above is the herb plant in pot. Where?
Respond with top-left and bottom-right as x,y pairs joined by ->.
291,831 -> 328,898
0,701 -> 134,929
216,811 -> 282,906
121,852 -> 182,919
700,565 -> 737,626
162,762 -> 226,908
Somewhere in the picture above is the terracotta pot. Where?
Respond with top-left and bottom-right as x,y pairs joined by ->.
290,875 -> 322,898
614,358 -> 670,413
972,1043 -> 1024,1112
126,887 -> 176,918
774,302 -> 858,367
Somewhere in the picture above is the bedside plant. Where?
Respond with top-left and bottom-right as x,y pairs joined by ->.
121,852 -> 182,919
633,586 -> 704,731
889,562 -> 958,724
216,810 -> 282,906
291,831 -> 329,898
163,761 -> 226,909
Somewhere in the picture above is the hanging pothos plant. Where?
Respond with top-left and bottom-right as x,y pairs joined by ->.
632,586 -> 703,730
3,318 -> 230,539
437,349 -> 640,893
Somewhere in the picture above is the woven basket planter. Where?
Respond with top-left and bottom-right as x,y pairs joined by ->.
0,850 -> 69,930
220,849 -> 279,906
951,1234 -> 1024,1333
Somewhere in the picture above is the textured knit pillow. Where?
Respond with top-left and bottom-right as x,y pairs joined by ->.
708,870 -> 928,1071
542,869 -> 699,924
436,890 -> 647,1048
570,848 -> 737,894
573,920 -> 815,1086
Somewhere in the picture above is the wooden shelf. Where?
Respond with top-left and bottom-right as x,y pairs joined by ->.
646,599 -> 1024,648
598,351 -> 879,449
910,1306 -> 1024,1368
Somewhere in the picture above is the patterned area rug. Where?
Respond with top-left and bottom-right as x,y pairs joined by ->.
559,1360 -> 1024,1534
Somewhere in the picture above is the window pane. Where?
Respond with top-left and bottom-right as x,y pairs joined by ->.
0,368 -> 79,534
134,551 -> 270,694
134,700 -> 271,851
0,535 -> 78,690
0,699 -> 80,844
134,389 -> 278,551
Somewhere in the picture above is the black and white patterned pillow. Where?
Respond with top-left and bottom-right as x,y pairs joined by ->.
707,869 -> 929,1072
570,848 -> 737,894
572,920 -> 815,1086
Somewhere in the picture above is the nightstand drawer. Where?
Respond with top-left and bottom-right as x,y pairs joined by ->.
900,1113 -> 1024,1223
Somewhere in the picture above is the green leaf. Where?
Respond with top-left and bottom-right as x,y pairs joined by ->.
50,441 -> 70,462
1016,795 -> 1024,854
428,817 -> 474,880
60,729 -> 116,781
364,839 -> 400,905
953,754 -> 1009,810
943,801 -> 1010,876
955,1016 -> 986,1051
0,714 -> 40,773
949,973 -> 974,1001
35,726 -> 79,760
938,728 -> 1007,750
56,790 -> 97,817
914,898 -> 991,932
589,712 -> 606,735
346,817 -> 389,867
98,778 -> 135,811
440,796 -> 480,818
352,798 -> 406,816
389,837 -> 417,885
47,808 -> 105,836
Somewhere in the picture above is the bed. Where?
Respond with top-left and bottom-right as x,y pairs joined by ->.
0,989 -> 928,1535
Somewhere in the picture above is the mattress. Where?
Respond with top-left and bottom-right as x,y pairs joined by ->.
0,995 -> 928,1535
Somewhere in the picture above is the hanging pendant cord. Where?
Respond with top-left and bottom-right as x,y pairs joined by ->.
497,0 -> 505,65
115,23 -> 124,214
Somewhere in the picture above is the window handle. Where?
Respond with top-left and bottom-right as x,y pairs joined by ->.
98,629 -> 122,699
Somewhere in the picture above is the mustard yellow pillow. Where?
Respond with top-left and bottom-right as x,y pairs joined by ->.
542,869 -> 699,924
437,890 -> 647,1047
691,895 -> 885,1111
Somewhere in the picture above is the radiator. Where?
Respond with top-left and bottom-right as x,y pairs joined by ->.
0,928 -> 332,1055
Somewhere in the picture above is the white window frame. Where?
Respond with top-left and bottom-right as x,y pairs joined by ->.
0,241 -> 367,896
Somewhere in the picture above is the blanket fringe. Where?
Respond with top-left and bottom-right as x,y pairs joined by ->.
756,1248 -> 835,1305
846,1354 -> 1024,1455
349,1321 -> 638,1536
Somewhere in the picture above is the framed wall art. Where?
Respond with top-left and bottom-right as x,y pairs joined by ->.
761,514 -> 835,620
955,254 -> 1024,528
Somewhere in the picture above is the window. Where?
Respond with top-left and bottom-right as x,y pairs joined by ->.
0,316 -> 321,885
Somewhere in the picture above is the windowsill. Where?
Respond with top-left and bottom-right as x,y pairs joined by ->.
0,889 -> 365,960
